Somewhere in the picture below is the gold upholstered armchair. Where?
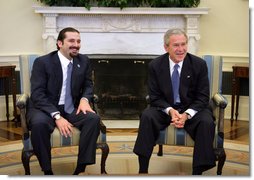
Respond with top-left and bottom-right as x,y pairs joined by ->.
17,55 -> 109,175
147,55 -> 228,175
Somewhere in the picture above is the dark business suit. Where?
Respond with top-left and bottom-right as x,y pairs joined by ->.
27,51 -> 100,171
133,52 -> 216,172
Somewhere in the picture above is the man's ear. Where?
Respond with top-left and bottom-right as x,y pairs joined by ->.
57,40 -> 63,48
164,44 -> 169,52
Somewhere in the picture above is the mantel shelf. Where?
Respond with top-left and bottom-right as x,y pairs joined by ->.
34,6 -> 209,55
34,6 -> 209,15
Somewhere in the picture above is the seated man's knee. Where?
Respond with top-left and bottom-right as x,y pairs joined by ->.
87,112 -> 100,126
200,116 -> 215,129
30,117 -> 54,132
30,120 -> 53,139
141,108 -> 153,120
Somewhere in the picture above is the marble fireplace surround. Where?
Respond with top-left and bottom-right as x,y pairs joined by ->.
34,6 -> 209,55
34,6 -> 209,119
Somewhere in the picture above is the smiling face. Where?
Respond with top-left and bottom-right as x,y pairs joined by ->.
57,31 -> 81,60
164,34 -> 188,63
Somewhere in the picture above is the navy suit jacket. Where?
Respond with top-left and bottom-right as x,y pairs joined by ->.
148,52 -> 210,112
28,50 -> 93,116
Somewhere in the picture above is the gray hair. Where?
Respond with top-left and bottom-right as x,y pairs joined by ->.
164,28 -> 188,46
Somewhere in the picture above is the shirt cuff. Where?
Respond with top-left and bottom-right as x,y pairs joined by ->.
163,107 -> 173,115
81,97 -> 89,103
51,111 -> 60,118
185,109 -> 197,119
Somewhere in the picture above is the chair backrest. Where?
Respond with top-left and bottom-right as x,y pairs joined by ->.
19,55 -> 39,95
202,55 -> 223,98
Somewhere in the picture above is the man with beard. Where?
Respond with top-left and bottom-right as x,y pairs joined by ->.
27,27 -> 100,175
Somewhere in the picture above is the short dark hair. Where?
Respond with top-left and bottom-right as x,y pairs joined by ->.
56,27 -> 80,50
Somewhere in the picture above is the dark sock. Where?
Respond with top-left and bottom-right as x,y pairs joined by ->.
73,164 -> 86,175
138,155 -> 149,174
44,170 -> 54,175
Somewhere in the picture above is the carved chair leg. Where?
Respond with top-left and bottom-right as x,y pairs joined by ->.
214,148 -> 226,175
21,149 -> 34,175
157,144 -> 163,156
96,143 -> 109,174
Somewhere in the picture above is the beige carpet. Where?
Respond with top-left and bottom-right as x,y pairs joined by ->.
0,139 -> 249,176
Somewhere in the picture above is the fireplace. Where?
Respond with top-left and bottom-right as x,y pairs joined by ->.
34,6 -> 209,120
90,55 -> 156,120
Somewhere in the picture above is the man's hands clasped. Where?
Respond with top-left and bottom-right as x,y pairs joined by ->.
169,109 -> 188,128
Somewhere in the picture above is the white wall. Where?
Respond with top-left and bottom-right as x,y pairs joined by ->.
0,0 -> 250,121
198,0 -> 249,56
0,0 -> 43,55
198,0 -> 249,121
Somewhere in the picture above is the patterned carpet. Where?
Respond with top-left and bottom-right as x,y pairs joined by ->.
0,139 -> 249,176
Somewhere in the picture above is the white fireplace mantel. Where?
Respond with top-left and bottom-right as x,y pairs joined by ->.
34,6 -> 209,55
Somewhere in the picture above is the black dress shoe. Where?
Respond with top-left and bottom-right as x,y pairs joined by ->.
139,170 -> 148,174
192,168 -> 202,175
192,165 -> 215,175
44,170 -> 54,175
73,164 -> 86,175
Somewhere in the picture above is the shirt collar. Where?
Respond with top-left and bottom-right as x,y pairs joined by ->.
168,57 -> 183,71
58,51 -> 73,68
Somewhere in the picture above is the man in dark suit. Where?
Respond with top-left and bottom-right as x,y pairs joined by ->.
27,27 -> 100,175
133,28 -> 216,175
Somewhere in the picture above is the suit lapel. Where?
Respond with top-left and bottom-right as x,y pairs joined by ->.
72,57 -> 81,88
179,56 -> 192,99
52,54 -> 63,91
160,55 -> 174,104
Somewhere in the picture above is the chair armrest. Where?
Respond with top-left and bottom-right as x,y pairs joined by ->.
145,95 -> 150,104
211,93 -> 228,109
92,94 -> 107,134
93,94 -> 99,103
16,94 -> 30,136
16,93 -> 29,109
91,94 -> 99,112
211,93 -> 228,135
99,121 -> 107,134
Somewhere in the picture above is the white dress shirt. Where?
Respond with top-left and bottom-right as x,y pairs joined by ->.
57,51 -> 73,105
50,51 -> 73,118
163,57 -> 197,119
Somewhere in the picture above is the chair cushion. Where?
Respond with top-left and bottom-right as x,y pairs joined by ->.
156,123 -> 219,148
23,127 -> 106,151
51,127 -> 81,147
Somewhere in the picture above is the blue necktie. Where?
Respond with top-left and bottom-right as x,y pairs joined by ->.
64,62 -> 74,114
172,64 -> 180,104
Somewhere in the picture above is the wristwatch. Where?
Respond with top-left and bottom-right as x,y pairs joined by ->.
54,113 -> 61,121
